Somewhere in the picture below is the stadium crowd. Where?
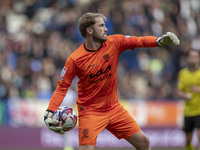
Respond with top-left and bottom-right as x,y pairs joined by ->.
0,0 -> 200,101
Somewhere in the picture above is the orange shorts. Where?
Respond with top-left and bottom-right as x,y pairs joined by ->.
78,104 -> 141,146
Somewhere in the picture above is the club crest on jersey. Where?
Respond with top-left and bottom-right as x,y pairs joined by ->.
60,67 -> 67,77
103,54 -> 109,62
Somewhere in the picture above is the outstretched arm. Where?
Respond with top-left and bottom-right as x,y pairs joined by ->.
136,32 -> 180,48
114,32 -> 180,52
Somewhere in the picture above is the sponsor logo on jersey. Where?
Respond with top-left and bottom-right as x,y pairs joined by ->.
60,67 -> 67,77
89,65 -> 111,79
90,73 -> 112,84
89,65 -> 112,84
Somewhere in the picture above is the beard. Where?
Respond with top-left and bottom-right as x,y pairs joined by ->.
92,30 -> 107,43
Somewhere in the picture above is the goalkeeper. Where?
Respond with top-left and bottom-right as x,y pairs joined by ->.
44,12 -> 180,150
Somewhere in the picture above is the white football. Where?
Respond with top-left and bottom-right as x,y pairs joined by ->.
52,106 -> 77,131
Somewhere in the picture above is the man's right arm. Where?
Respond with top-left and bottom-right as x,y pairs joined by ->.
47,57 -> 77,112
44,57 -> 77,133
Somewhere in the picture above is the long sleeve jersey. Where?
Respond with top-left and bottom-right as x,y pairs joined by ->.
47,34 -> 157,112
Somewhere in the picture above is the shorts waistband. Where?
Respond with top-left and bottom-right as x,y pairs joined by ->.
77,102 -> 120,113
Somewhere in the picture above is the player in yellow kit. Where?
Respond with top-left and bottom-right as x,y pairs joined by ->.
44,12 -> 180,150
177,50 -> 200,150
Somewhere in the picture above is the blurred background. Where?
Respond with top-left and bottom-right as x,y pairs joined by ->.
0,0 -> 200,149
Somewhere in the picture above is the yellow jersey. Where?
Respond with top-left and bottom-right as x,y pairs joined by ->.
178,68 -> 200,117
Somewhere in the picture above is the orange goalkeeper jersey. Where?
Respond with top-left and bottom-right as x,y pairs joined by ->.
47,34 -> 157,112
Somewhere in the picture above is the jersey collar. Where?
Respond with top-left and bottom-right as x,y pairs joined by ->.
83,42 -> 103,52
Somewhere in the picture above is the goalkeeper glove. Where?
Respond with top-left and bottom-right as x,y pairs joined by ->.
44,110 -> 65,135
156,32 -> 180,47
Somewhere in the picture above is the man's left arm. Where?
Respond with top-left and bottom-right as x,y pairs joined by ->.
136,32 -> 180,48
115,32 -> 180,51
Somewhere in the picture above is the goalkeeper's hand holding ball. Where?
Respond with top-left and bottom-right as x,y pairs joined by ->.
44,110 -> 65,135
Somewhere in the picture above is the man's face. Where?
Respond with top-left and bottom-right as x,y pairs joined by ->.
187,51 -> 200,67
91,17 -> 108,42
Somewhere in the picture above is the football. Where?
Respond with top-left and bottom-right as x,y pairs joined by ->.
52,106 -> 77,131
